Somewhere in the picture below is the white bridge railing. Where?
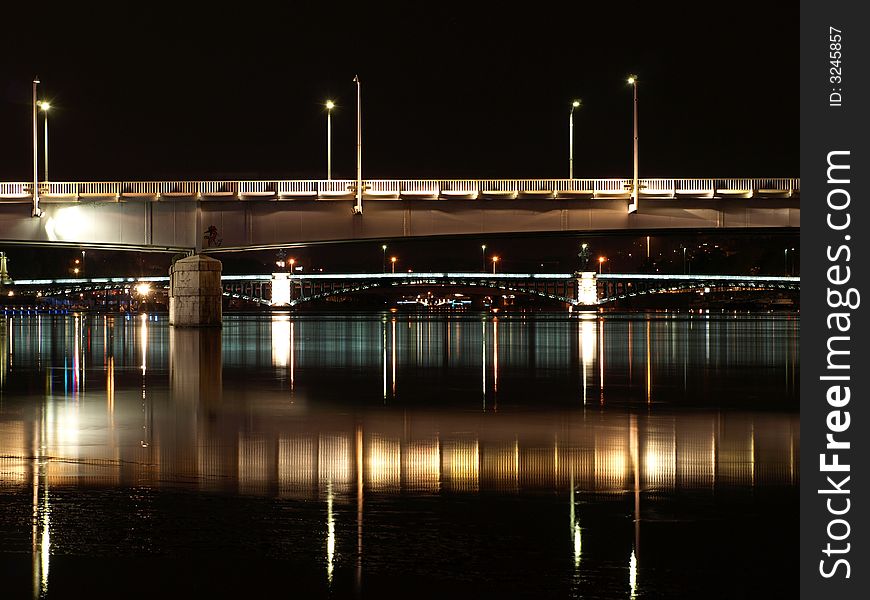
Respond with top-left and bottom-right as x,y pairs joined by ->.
0,178 -> 800,200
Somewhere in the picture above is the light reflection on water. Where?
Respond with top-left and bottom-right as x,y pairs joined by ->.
0,313 -> 799,599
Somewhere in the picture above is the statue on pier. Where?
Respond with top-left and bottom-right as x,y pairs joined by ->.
204,225 -> 222,248
577,243 -> 591,272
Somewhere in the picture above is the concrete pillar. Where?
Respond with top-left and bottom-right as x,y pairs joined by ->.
169,254 -> 222,327
576,271 -> 599,306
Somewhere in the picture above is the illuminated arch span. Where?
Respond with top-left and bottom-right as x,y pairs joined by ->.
282,277 -> 577,306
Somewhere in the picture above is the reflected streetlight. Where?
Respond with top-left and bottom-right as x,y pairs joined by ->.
492,255 -> 499,274
39,101 -> 50,182
627,74 -> 639,213
391,256 -> 397,274
569,99 -> 581,179
325,100 -> 335,180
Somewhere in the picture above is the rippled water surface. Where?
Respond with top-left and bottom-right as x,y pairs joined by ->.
0,312 -> 799,599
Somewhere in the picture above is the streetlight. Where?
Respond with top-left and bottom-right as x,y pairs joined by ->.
627,74 -> 639,213
39,101 -> 50,182
382,244 -> 387,273
481,244 -> 487,272
289,258 -> 296,271
682,246 -> 687,274
598,256 -> 606,274
352,75 -> 363,215
325,100 -> 335,180
81,250 -> 85,277
32,76 -> 41,218
569,99 -> 581,179
491,255 -> 499,274
785,247 -> 795,275
390,256 -> 397,274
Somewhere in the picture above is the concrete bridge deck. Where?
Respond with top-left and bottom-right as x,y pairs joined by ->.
0,177 -> 800,251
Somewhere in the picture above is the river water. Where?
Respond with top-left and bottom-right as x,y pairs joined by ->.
0,312 -> 798,599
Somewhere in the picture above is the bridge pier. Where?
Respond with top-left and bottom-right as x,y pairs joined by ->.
576,272 -> 599,306
169,254 -> 223,327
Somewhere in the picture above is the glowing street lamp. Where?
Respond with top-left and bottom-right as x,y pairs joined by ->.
598,256 -> 606,274
32,76 -> 42,217
492,255 -> 499,274
352,75 -> 363,214
289,258 -> 296,271
38,101 -> 51,182
784,247 -> 794,276
627,75 -> 639,213
382,244 -> 387,273
481,244 -> 487,272
569,99 -> 581,179
325,99 -> 335,180
390,256 -> 397,274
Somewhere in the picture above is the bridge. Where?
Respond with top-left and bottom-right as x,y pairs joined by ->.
7,271 -> 800,308
0,177 -> 799,251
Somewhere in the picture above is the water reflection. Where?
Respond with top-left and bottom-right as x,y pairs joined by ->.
1,404 -> 798,497
0,313 -> 799,598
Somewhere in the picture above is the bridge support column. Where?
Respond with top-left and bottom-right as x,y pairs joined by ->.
169,254 -> 222,327
576,271 -> 599,306
272,273 -> 291,306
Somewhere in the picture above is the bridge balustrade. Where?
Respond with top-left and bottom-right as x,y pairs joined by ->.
0,178 -> 800,202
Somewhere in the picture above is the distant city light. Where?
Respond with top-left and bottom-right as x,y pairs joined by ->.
135,283 -> 152,296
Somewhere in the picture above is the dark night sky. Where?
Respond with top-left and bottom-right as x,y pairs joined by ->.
1,3 -> 798,182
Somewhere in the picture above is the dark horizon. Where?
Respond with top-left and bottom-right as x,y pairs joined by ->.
1,3 -> 798,182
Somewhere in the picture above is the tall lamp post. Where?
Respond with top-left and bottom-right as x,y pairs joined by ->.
352,75 -> 363,215
39,101 -> 51,182
32,77 -> 42,218
481,244 -> 487,272
569,99 -> 581,179
491,256 -> 499,274
390,256 -> 397,274
785,247 -> 795,276
627,75 -> 639,214
325,100 -> 335,180
382,244 -> 387,273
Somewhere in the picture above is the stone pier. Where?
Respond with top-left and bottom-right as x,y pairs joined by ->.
169,254 -> 223,327
576,271 -> 599,306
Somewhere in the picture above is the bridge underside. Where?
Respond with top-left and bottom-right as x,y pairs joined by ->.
0,197 -> 799,250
